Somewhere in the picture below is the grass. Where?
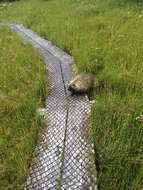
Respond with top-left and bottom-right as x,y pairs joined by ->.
0,0 -> 143,189
0,25 -> 47,190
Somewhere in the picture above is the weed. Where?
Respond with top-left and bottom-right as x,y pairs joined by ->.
0,25 -> 47,190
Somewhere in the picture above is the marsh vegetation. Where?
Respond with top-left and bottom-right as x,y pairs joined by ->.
0,0 -> 143,189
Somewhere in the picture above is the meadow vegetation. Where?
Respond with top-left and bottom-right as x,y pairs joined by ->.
0,0 -> 143,189
0,25 -> 47,189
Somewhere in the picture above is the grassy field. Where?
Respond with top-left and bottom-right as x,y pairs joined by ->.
0,25 -> 47,189
0,0 -> 143,189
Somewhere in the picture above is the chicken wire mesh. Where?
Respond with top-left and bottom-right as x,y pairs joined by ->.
3,23 -> 98,190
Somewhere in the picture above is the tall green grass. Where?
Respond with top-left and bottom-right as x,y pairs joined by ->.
0,25 -> 47,189
0,0 -> 143,189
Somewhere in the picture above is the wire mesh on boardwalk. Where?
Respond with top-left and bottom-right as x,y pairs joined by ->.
7,23 -> 98,190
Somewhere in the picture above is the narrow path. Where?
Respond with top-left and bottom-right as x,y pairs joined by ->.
2,23 -> 98,190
